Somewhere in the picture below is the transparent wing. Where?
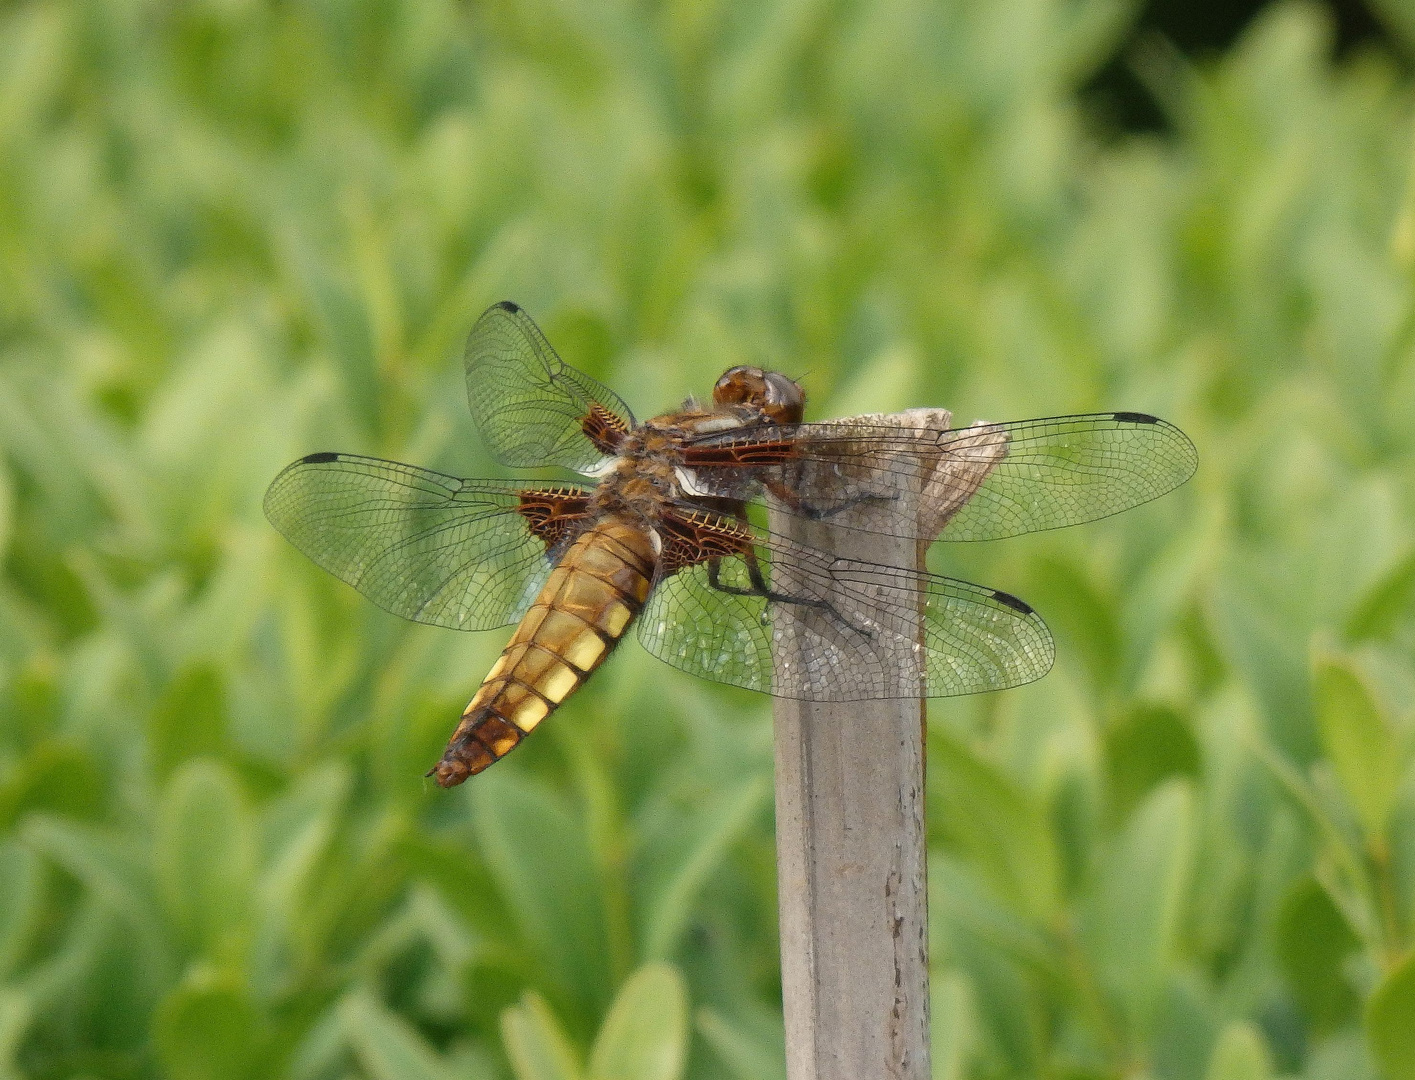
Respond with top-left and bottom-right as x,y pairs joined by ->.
464,301 -> 635,473
935,413 -> 1198,541
636,529 -> 1054,700
679,412 -> 1197,543
264,453 -> 586,630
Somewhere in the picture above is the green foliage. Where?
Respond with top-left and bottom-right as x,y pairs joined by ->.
1369,950 -> 1415,1080
1,0 -> 1414,1078
585,964 -> 688,1080
501,964 -> 688,1080
153,971 -> 263,1080
1276,875 -> 1361,1033
502,992 -> 583,1080
1205,1022 -> 1275,1080
1315,654 -> 1404,840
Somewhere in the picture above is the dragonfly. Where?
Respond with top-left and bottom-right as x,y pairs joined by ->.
265,301 -> 1197,787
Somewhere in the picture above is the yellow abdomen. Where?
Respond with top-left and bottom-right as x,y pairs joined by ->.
429,518 -> 656,786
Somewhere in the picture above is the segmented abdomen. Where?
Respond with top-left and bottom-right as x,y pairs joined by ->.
429,518 -> 657,787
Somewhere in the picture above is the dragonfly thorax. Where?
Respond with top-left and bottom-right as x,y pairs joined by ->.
586,452 -> 682,529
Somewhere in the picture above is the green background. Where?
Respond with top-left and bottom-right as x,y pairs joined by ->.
3,0 -> 1415,1077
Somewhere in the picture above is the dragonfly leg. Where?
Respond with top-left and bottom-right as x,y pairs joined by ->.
707,554 -> 823,610
706,555 -> 874,639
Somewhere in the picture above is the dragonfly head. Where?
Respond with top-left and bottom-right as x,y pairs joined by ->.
712,367 -> 805,425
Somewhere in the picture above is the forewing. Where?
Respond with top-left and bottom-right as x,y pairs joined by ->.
264,453 -> 585,630
679,412 -> 1197,543
936,413 -> 1198,541
637,531 -> 1054,700
464,301 -> 635,473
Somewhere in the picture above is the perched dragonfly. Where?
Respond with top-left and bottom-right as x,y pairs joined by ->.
265,301 -> 1196,786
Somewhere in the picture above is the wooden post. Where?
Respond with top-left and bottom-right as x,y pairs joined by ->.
771,592 -> 930,1077
770,409 -> 1005,1080
768,413 -> 928,1080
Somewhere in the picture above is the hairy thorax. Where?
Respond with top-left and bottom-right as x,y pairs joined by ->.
587,410 -> 754,530
587,429 -> 683,528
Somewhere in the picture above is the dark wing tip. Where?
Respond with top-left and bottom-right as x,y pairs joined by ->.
494,300 -> 522,314
991,589 -> 1034,614
1112,411 -> 1159,424
300,451 -> 340,464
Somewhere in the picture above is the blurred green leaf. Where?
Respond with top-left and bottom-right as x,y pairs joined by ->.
148,666 -> 229,781
1275,874 -> 1360,1033
1210,568 -> 1319,764
343,991 -> 455,1080
1104,704 -> 1200,820
1119,507 -> 1215,689
1314,654 -> 1402,840
22,815 -> 172,982
0,740 -> 105,828
156,760 -> 256,959
1393,787 -> 1415,943
930,971 -> 975,1080
1152,973 -> 1222,1080
0,2 -> 70,158
1344,549 -> 1415,642
1,0 -> 1413,1076
932,856 -> 1058,977
695,1007 -> 786,1080
587,963 -> 687,1080
153,971 -> 262,1080
0,986 -> 31,1080
822,341 -> 923,418
0,461 -> 12,568
470,771 -> 611,1020
0,842 -> 40,978
929,729 -> 1061,924
1368,950 -> 1415,1080
1204,1021 -> 1273,1080
638,777 -> 770,961
258,762 -> 350,910
1084,779 -> 1194,1034
1368,0 -> 1415,57
251,763 -> 350,993
1022,557 -> 1121,691
932,859 -> 1051,1076
501,991 -> 583,1080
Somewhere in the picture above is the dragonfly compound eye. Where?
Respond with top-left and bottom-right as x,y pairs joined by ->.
713,367 -> 804,424
712,366 -> 767,407
762,372 -> 805,425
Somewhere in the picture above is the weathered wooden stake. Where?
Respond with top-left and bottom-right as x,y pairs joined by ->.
770,412 -> 941,1080
772,623 -> 930,1078
769,408 -> 1005,1079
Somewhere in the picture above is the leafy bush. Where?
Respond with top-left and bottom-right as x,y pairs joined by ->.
1,0 -> 1413,1078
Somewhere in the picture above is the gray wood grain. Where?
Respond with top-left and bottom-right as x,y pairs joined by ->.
771,409 -> 960,1080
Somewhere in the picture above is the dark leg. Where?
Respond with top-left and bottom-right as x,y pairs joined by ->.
706,556 -> 873,638
707,555 -> 831,611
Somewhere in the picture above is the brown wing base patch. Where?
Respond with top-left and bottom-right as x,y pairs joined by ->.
517,488 -> 592,550
680,438 -> 796,468
581,403 -> 630,455
659,510 -> 756,571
